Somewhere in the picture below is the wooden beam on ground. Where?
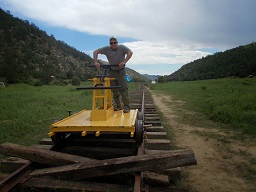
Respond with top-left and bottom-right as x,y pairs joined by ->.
1,157 -> 29,173
21,178 -> 131,192
144,150 -> 182,181
0,142 -> 93,166
59,146 -> 136,159
30,149 -> 197,180
144,139 -> 171,150
144,171 -> 169,186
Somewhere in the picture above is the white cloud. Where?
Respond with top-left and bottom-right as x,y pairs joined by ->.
123,40 -> 211,66
4,0 -> 256,48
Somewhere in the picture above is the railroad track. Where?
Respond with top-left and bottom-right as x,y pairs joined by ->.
0,84 -> 194,192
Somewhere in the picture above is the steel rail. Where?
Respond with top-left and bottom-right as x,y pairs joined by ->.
133,84 -> 148,192
0,162 -> 34,192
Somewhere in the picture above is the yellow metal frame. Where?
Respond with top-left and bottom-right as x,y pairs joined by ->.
48,76 -> 138,138
90,77 -> 116,121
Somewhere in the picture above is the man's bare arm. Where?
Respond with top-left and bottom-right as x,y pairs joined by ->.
93,49 -> 100,68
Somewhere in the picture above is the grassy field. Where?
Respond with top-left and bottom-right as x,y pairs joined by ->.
150,77 -> 256,135
0,82 -> 140,148
1,78 -> 255,147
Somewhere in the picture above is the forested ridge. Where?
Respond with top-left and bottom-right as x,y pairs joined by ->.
0,8 -> 98,85
164,42 -> 256,82
0,8 -> 147,85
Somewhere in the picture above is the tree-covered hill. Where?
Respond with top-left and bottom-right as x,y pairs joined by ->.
166,42 -> 256,81
0,8 -> 97,84
0,8 -> 147,85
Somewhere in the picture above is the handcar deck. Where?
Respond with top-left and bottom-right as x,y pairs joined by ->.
50,109 -> 138,133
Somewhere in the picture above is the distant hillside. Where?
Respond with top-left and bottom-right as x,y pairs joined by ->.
166,42 -> 256,81
0,8 -> 146,85
143,74 -> 159,81
126,68 -> 149,82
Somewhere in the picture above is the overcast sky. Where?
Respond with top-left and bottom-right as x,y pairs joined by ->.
1,0 -> 256,75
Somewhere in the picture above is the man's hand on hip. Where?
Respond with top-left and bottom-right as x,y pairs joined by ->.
119,61 -> 126,68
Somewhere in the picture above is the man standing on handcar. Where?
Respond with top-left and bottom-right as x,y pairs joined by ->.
93,36 -> 133,113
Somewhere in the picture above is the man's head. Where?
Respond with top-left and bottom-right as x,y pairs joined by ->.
110,36 -> 117,41
109,36 -> 118,50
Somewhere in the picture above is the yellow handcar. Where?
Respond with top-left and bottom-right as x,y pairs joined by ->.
48,64 -> 144,144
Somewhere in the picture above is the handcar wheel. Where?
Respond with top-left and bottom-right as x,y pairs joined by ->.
51,133 -> 66,143
137,111 -> 144,121
135,119 -> 144,145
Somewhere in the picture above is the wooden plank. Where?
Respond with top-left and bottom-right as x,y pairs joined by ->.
144,114 -> 158,117
31,144 -> 52,150
30,149 -> 197,180
0,142 -> 93,166
69,138 -> 137,148
39,138 -> 54,145
149,187 -> 187,192
134,143 -> 144,192
21,178 -> 130,192
1,157 -> 29,173
144,132 -> 167,139
144,121 -> 162,126
145,150 -> 181,181
144,110 -> 156,113
145,104 -> 155,107
39,135 -> 136,145
164,167 -> 182,181
144,171 -> 169,186
146,126 -> 165,132
144,139 -> 171,150
59,146 -> 136,159
0,173 -> 9,181
145,117 -> 160,120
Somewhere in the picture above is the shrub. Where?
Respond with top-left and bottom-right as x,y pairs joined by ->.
71,76 -> 81,86
34,80 -> 43,86
51,79 -> 65,86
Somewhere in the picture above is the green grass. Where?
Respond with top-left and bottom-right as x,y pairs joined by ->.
150,78 -> 256,135
0,82 -> 140,147
0,83 -> 91,146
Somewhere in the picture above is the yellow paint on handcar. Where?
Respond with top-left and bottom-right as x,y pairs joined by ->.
48,131 -> 55,137
50,109 -> 137,132
81,131 -> 87,136
95,131 -> 100,137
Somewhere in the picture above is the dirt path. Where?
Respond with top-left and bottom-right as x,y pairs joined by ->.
150,91 -> 256,192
